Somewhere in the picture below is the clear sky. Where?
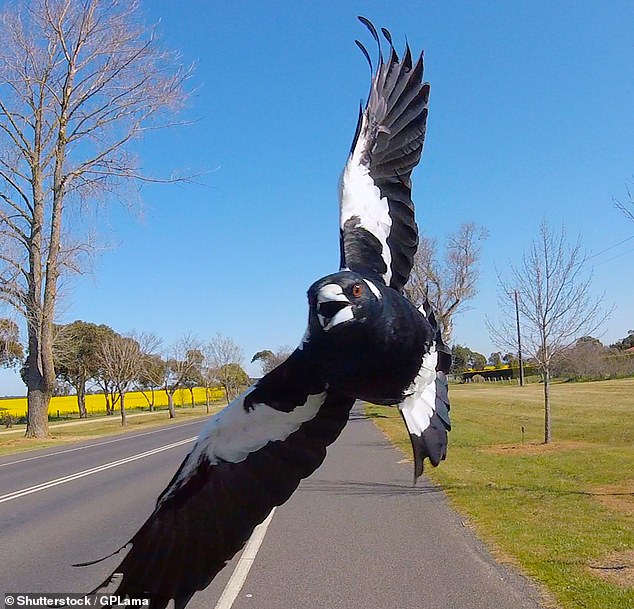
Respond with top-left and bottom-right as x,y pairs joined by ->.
2,0 -> 633,395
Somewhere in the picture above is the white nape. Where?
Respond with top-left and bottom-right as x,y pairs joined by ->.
363,278 -> 383,300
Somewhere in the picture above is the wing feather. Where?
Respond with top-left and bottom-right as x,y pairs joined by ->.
398,300 -> 452,480
340,19 -> 429,292
88,351 -> 354,609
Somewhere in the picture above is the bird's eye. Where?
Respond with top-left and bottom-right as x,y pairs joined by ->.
352,284 -> 363,298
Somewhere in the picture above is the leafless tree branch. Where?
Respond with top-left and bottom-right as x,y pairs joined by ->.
405,222 -> 488,342
488,220 -> 611,442
0,0 -> 190,437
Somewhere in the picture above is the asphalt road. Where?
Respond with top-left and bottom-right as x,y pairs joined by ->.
0,406 -> 546,608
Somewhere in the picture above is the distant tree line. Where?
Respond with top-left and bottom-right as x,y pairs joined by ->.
2,319 -> 250,426
451,332 -> 634,382
551,333 -> 634,380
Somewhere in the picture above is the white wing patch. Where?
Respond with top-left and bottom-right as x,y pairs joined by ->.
398,347 -> 438,437
173,388 -> 327,484
339,114 -> 393,285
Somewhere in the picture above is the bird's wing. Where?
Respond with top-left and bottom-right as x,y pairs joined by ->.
398,300 -> 451,479
88,349 -> 354,609
339,18 -> 429,292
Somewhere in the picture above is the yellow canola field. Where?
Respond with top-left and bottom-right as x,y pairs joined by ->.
0,386 -> 226,418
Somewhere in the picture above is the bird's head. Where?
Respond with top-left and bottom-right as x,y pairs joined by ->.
307,271 -> 384,335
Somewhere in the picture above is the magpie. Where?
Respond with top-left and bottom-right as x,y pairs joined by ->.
87,17 -> 451,609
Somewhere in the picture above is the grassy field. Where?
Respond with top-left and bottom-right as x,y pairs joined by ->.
367,378 -> 634,609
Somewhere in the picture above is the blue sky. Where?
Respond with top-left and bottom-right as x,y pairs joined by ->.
2,0 -> 634,395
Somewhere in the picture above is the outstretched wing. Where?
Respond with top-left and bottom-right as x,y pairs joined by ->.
88,349 -> 354,609
339,17 -> 430,293
398,300 -> 452,480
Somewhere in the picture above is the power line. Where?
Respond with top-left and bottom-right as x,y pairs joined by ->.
588,234 -> 634,260
595,245 -> 634,265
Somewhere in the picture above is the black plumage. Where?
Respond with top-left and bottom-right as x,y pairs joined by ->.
86,17 -> 451,608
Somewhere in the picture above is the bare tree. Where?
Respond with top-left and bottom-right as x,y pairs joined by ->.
137,353 -> 166,412
95,331 -> 159,425
0,0 -> 189,437
182,348 -> 203,408
251,345 -> 292,375
551,336 -> 609,380
95,333 -> 140,425
489,221 -> 609,443
405,222 -> 488,342
198,353 -> 218,414
207,333 -> 246,403
614,181 -> 634,222
200,342 -> 236,413
163,334 -> 203,418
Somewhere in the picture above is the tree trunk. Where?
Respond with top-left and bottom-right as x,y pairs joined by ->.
543,368 -> 551,444
140,388 -> 154,411
23,343 -> 53,438
440,313 -> 453,345
189,387 -> 195,408
120,391 -> 126,426
105,391 -> 113,415
76,382 -> 87,418
205,386 -> 210,414
25,385 -> 51,438
23,97 -> 51,439
167,390 -> 175,418
110,390 -> 120,414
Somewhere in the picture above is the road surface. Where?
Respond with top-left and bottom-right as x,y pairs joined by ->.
0,406 -> 545,608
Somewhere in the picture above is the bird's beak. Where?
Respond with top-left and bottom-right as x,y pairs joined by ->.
316,284 -> 353,331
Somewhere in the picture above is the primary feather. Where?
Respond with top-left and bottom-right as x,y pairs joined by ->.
339,23 -> 429,292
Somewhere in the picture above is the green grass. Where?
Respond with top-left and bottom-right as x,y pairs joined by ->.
0,403 -> 224,458
367,378 -> 634,609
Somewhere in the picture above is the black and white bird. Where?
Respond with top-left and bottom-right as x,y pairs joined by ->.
88,17 -> 451,608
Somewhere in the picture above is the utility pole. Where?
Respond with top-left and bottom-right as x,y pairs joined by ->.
514,290 -> 525,386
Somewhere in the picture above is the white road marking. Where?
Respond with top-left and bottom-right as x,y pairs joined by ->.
213,508 -> 277,609
0,437 -> 196,504
0,419 -> 204,469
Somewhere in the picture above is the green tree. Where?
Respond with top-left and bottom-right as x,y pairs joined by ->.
217,363 -> 250,402
471,351 -> 487,370
488,352 -> 503,368
451,344 -> 486,373
610,330 -> 634,351
54,321 -> 114,418
251,346 -> 292,375
502,352 -> 518,367
0,318 -> 23,367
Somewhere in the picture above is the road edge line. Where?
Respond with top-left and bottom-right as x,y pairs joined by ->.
213,508 -> 277,609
